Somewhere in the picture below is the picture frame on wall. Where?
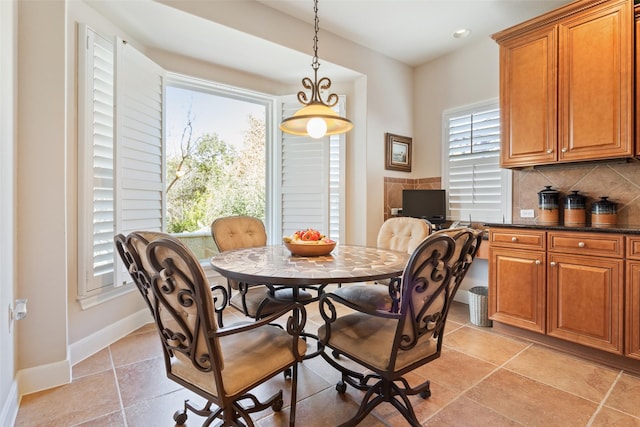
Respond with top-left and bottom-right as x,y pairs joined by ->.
385,133 -> 412,172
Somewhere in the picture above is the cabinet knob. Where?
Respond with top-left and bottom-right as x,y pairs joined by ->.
561,147 -> 568,153
550,261 -> 557,267
578,242 -> 585,248
546,149 -> 553,154
535,260 -> 541,265
511,237 -> 518,242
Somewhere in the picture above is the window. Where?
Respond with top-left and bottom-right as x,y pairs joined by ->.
77,25 -> 345,307
443,100 -> 511,223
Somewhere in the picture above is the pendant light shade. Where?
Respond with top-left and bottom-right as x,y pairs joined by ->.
279,0 -> 353,139
280,102 -> 353,138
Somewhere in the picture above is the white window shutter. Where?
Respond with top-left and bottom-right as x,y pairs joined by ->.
444,101 -> 511,223
114,40 -> 165,287
78,25 -> 116,295
279,96 -> 345,241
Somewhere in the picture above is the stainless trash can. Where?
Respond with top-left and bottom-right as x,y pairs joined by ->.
468,286 -> 492,327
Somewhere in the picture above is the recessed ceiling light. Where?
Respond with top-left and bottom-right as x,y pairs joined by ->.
453,29 -> 471,39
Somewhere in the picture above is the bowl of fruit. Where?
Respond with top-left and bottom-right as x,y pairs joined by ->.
283,228 -> 336,257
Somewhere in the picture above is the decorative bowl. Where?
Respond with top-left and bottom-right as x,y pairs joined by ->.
284,241 -> 336,257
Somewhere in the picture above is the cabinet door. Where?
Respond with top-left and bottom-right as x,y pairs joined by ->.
626,261 -> 640,360
489,247 -> 546,333
547,253 -> 623,354
558,1 -> 632,162
499,26 -> 557,168
636,9 -> 640,156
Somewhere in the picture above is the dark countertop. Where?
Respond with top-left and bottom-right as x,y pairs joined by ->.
483,223 -> 640,235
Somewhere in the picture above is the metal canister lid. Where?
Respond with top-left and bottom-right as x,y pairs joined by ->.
564,190 -> 586,209
592,197 -> 616,214
538,186 -> 559,209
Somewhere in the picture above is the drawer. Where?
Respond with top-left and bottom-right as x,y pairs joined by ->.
627,236 -> 640,260
489,228 -> 546,250
548,232 -> 623,258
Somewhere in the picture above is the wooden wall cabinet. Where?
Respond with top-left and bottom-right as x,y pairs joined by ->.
494,0 -> 633,168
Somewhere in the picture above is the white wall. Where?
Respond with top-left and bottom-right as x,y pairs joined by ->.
0,1 -> 18,424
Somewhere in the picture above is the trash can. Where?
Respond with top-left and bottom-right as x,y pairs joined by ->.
468,286 -> 492,327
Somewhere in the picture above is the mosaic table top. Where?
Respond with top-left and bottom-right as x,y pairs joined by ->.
210,244 -> 410,286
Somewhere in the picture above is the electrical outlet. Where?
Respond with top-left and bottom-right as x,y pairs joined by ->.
520,209 -> 535,218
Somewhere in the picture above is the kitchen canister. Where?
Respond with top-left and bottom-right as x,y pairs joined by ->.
591,196 -> 617,228
564,190 -> 586,227
538,186 -> 560,225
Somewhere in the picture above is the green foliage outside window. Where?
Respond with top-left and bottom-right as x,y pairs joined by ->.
166,114 -> 266,233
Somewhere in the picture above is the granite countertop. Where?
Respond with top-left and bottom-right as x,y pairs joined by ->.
483,223 -> 640,235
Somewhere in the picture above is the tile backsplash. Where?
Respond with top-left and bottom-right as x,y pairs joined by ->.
512,158 -> 640,226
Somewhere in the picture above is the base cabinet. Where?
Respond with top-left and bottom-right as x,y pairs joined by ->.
489,228 -> 626,357
626,236 -> 640,359
547,253 -> 623,354
489,248 -> 546,333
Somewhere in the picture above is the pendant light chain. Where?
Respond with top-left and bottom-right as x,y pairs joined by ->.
311,0 -> 320,74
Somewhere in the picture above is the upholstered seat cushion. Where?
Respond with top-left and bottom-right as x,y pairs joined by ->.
172,324 -> 307,397
330,284 -> 391,312
317,313 -> 437,371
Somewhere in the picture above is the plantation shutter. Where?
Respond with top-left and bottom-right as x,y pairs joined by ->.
78,25 -> 116,295
444,101 -> 510,223
279,96 -> 345,242
114,40 -> 165,287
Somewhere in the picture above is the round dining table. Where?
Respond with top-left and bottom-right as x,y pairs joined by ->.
209,244 -> 410,286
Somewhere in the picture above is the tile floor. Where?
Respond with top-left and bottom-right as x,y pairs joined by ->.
14,286 -> 640,427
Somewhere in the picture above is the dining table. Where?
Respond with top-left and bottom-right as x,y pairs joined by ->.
210,244 -> 410,357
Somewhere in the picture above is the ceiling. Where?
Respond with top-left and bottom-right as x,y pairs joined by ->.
86,0 -> 572,83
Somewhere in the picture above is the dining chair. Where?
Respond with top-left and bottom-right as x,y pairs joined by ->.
211,215 -> 316,318
115,231 -> 228,326
142,234 -> 307,426
331,216 -> 431,310
317,227 -> 483,426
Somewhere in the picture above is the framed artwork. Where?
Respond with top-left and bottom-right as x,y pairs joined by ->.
385,133 -> 412,172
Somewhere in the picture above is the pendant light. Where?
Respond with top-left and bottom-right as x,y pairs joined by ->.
279,0 -> 353,139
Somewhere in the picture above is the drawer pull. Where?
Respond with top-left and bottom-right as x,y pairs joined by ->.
550,261 -> 557,267
511,237 -> 518,242
561,147 -> 568,153
535,260 -> 541,265
546,149 -> 553,154
578,242 -> 585,248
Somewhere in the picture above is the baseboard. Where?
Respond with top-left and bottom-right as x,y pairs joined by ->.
69,308 -> 152,366
0,379 -> 19,427
18,359 -> 71,397
16,308 -> 151,400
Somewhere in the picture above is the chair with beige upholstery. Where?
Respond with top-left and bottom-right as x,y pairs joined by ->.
140,234 -> 307,426
330,216 -> 431,311
115,231 -> 228,326
211,215 -> 315,318
317,228 -> 483,426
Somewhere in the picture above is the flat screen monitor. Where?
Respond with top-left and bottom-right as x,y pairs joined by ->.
402,189 -> 447,224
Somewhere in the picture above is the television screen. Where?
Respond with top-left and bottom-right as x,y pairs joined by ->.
402,189 -> 447,224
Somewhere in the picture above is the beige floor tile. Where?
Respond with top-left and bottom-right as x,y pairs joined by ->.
590,406 -> 640,427
109,330 -> 163,367
15,371 -> 120,427
125,388 -> 206,427
72,347 -> 112,380
116,356 -> 183,408
466,369 -> 598,426
503,344 -> 620,402
604,372 -> 640,418
447,301 -> 473,325
423,396 -> 521,427
444,325 -> 530,365
74,410 -> 126,427
412,348 -> 498,394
